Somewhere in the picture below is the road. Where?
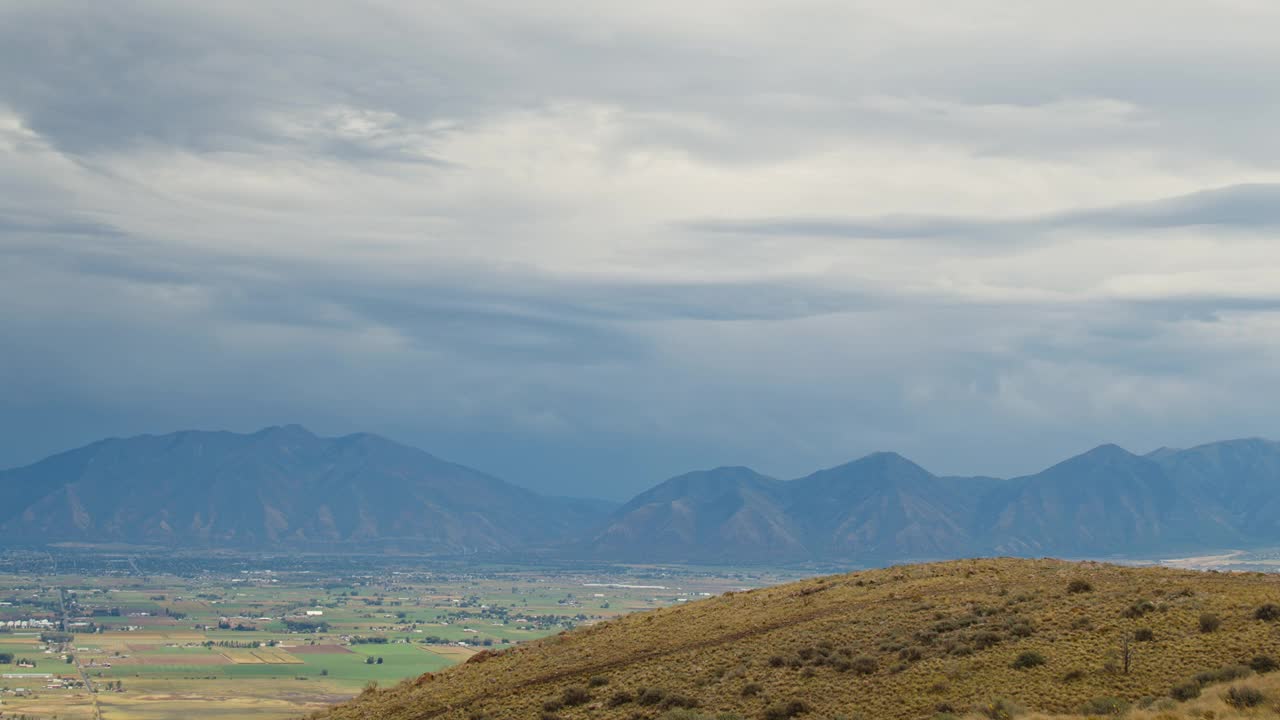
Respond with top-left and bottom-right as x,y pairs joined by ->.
55,586 -> 103,719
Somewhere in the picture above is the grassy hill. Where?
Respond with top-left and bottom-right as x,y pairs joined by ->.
308,558 -> 1280,720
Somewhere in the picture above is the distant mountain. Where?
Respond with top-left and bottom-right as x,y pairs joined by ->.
978,444 -> 1240,555
585,438 -> 1280,563
583,466 -> 804,563
6,429 -> 1280,563
0,425 -> 613,552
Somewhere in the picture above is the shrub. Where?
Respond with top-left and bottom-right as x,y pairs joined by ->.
1251,655 -> 1279,674
976,697 -> 1024,719
1198,612 -> 1221,633
1066,579 -> 1093,594
658,693 -> 698,710
561,686 -> 591,707
1006,620 -> 1035,638
637,687 -> 667,706
762,700 -> 811,720
1011,651 -> 1046,669
1122,600 -> 1156,618
971,631 -> 1003,649
1079,697 -> 1129,716
1061,669 -> 1085,682
1255,603 -> 1280,621
899,646 -> 923,662
850,655 -> 877,675
1171,682 -> 1201,701
589,675 -> 610,687
741,682 -> 763,697
606,690 -> 634,707
1195,664 -> 1253,685
1134,627 -> 1154,642
541,699 -> 563,712
767,655 -> 786,668
1223,685 -> 1265,709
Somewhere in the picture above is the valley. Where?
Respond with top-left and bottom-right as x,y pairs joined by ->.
0,549 -> 801,719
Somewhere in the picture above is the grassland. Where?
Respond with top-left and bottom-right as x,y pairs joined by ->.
310,558 -> 1280,720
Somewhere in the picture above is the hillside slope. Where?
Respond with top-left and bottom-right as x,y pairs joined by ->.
0,425 -> 611,551
309,558 -> 1280,720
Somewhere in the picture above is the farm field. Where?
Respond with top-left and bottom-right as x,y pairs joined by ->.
0,549 -> 801,719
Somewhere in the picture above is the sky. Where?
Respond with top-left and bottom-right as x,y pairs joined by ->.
2,1 -> 1280,500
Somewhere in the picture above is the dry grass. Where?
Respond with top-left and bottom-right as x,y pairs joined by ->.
306,558 -> 1280,720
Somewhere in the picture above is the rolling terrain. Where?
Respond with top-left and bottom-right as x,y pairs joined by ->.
309,558 -> 1280,720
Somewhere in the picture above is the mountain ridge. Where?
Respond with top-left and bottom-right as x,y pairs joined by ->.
3,429 -> 1280,562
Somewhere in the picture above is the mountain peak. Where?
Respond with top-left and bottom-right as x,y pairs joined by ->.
1078,443 -> 1138,461
253,424 -> 315,439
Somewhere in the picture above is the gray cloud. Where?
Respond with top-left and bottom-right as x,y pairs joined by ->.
684,183 -> 1280,241
3,1 -> 1280,498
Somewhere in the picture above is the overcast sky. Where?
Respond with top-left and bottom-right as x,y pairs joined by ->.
3,1 -> 1280,499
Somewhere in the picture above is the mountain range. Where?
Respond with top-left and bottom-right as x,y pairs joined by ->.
2,426 -> 1279,562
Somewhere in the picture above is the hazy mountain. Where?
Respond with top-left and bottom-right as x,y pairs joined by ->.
584,466 -> 805,562
587,438 -> 1280,563
0,425 -> 612,551
787,452 -> 974,559
1154,437 -> 1280,538
978,444 -> 1241,555
5,430 -> 1280,562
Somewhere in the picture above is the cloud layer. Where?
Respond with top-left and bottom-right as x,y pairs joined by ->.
3,1 -> 1280,498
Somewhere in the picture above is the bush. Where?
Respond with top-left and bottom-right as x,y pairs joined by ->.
1011,651 -> 1046,669
1122,600 -> 1156,618
767,655 -> 786,668
1198,612 -> 1221,633
1223,685 -> 1266,709
1066,579 -> 1093,594
1134,627 -> 1154,642
589,674 -> 609,687
1079,697 -> 1129,716
1195,664 -> 1253,685
1255,603 -> 1280,621
762,700 -> 811,720
741,682 -> 763,697
1171,682 -> 1201,701
850,655 -> 877,675
1251,655 -> 1279,674
971,631 -> 1003,650
606,690 -> 634,707
658,693 -> 699,710
637,687 -> 667,706
976,697 -> 1024,719
541,699 -> 563,712
561,686 -> 591,707
1061,669 -> 1085,682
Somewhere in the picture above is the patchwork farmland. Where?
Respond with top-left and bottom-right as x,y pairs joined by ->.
0,549 -> 790,719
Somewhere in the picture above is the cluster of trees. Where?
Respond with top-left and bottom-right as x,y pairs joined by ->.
363,656 -> 384,665
202,640 -> 264,649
